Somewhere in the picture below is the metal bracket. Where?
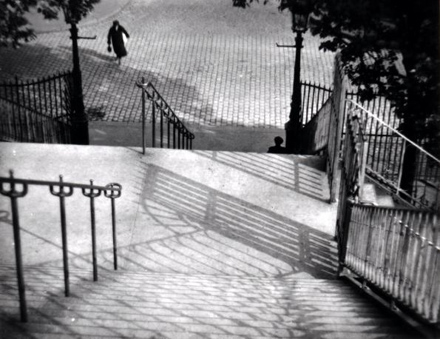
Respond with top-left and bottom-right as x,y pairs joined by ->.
50,176 -> 74,198
104,183 -> 122,199
0,171 -> 28,198
82,180 -> 102,198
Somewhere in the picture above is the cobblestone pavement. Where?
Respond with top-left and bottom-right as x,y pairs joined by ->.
0,0 -> 334,128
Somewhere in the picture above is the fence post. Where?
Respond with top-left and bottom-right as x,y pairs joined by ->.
49,176 -> 74,297
82,181 -> 102,281
104,183 -> 122,271
152,101 -> 156,148
338,199 -> 354,275
397,139 -> 407,198
0,171 -> 29,322
141,78 -> 146,155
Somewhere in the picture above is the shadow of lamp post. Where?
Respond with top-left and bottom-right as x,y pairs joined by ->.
284,2 -> 311,154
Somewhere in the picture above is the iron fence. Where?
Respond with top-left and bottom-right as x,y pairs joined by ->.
335,100 -> 440,325
0,72 -> 74,144
136,78 -> 195,154
336,108 -> 368,264
0,171 -> 122,322
300,80 -> 333,125
346,90 -> 400,130
347,100 -> 440,211
342,204 -> 440,324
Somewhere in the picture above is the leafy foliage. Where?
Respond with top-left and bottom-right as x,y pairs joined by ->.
37,0 -> 100,24
0,0 -> 100,48
0,0 -> 37,48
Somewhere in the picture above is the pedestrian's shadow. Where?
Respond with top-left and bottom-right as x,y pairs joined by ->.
62,46 -> 115,62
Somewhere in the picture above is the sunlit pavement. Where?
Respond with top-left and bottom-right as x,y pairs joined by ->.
0,3 -> 428,337
0,143 -> 423,338
0,0 -> 334,128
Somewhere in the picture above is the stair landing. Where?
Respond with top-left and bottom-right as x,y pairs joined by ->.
0,142 -> 425,338
0,142 -> 337,277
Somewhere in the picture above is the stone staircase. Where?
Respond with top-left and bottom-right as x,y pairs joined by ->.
361,177 -> 411,208
361,180 -> 396,207
0,143 -> 429,338
0,266 -> 422,339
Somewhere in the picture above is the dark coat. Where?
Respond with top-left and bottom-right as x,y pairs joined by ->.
107,25 -> 130,58
268,145 -> 287,154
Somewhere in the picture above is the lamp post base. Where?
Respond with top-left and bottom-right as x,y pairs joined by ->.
285,120 -> 301,154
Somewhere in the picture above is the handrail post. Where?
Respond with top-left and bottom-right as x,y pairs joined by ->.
141,78 -> 146,155
49,175 -> 74,297
0,172 -> 123,322
104,183 -> 122,270
397,139 -> 407,198
82,180 -> 102,281
160,110 -> 163,148
0,171 -> 29,322
338,199 -> 354,275
152,101 -> 156,148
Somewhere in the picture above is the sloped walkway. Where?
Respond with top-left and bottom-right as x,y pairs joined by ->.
1,267 -> 422,339
0,142 -> 336,275
0,142 -> 426,338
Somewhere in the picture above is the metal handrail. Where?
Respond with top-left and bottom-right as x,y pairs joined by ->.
348,100 -> 440,164
0,171 -> 122,322
136,78 -> 195,154
346,99 -> 440,210
342,202 -> 440,323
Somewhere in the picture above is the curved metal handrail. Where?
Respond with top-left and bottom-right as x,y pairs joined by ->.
348,99 -> 440,164
136,79 -> 195,147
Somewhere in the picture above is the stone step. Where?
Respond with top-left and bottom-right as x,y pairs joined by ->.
361,182 -> 395,207
0,266 -> 423,339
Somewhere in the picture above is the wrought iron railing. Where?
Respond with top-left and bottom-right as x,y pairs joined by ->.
323,54 -> 347,202
301,97 -> 332,155
336,108 -> 368,264
338,108 -> 368,218
346,89 -> 400,130
341,203 -> 440,324
347,100 -> 440,211
300,80 -> 333,125
0,171 -> 122,322
0,72 -> 74,144
136,78 -> 195,154
335,101 -> 440,325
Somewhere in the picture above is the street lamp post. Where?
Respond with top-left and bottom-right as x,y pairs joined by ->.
68,22 -> 97,145
284,7 -> 310,154
69,22 -> 89,145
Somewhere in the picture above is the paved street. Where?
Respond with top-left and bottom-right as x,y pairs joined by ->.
0,0 -> 334,128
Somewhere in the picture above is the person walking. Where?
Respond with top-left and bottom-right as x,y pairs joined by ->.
107,20 -> 130,65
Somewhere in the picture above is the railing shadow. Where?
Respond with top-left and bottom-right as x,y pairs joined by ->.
133,164 -> 338,279
0,166 -> 423,338
0,263 -> 422,339
194,150 -> 329,202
